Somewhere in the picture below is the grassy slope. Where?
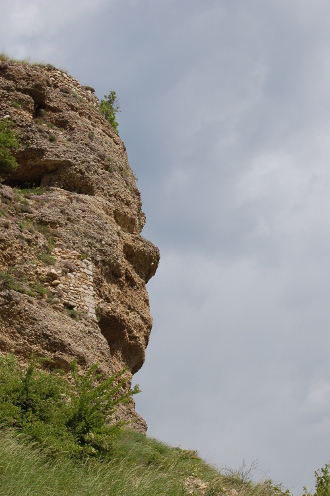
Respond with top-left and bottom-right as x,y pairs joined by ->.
0,429 -> 286,496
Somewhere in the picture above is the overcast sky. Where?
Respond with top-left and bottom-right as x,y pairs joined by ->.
1,0 -> 330,491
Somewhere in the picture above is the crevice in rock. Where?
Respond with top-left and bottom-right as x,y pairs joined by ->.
4,161 -> 95,196
98,314 -> 126,353
98,313 -> 144,374
114,209 -> 136,233
20,87 -> 47,117
34,103 -> 47,118
3,177 -> 42,188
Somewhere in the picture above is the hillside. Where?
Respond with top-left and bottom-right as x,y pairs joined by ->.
0,428 -> 290,496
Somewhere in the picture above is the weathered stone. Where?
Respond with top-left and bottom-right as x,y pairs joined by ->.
0,185 -> 13,201
0,61 -> 160,433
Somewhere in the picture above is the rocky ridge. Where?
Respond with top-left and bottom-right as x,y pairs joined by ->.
0,61 -> 160,432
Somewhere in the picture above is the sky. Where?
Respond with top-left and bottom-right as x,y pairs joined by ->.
1,0 -> 330,491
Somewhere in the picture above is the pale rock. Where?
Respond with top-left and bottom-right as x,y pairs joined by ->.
0,61 -> 160,433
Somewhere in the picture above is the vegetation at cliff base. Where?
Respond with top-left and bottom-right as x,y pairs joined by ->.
0,119 -> 19,171
99,90 -> 121,132
0,354 -> 139,459
0,353 -> 294,496
0,429 -> 292,496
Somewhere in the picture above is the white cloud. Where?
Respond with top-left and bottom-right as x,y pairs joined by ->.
305,380 -> 330,414
7,0 -> 110,36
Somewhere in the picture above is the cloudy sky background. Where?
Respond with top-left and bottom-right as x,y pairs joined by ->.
1,0 -> 330,491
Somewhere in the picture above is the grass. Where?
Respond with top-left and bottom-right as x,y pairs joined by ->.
38,253 -> 56,265
65,308 -> 78,320
13,185 -> 46,198
0,52 -> 67,72
0,270 -> 49,298
30,282 -> 48,297
0,271 -> 27,293
0,120 -> 19,171
0,429 -> 290,496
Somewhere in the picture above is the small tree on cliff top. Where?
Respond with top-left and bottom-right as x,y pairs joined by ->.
99,90 -> 121,132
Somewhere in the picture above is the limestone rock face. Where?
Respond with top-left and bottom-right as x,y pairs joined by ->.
0,62 -> 159,432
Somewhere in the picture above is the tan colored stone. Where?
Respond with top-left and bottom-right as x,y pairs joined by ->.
0,61 -> 160,433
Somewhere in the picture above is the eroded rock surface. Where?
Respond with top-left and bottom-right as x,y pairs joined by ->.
0,62 -> 159,432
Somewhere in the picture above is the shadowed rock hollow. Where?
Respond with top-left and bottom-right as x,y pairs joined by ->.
0,61 -> 160,432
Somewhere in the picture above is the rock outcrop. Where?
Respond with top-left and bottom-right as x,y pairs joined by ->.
0,61 -> 159,432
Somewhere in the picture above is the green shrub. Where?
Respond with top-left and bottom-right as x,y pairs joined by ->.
65,308 -> 78,320
66,361 -> 140,456
0,354 -> 140,459
303,462 -> 330,496
99,90 -> 120,132
47,237 -> 55,253
31,282 -> 48,297
39,253 -> 56,265
71,90 -> 81,100
14,185 -> 46,197
0,271 -> 26,294
0,120 -> 19,171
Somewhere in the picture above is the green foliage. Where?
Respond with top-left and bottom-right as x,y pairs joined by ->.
0,270 -> 27,294
31,282 -> 48,297
65,308 -> 78,320
0,354 -> 292,494
66,361 -> 140,456
13,185 -> 46,197
0,52 -> 9,62
0,269 -> 49,299
47,236 -> 55,253
303,462 -> 330,496
38,253 -> 56,265
0,354 -> 140,460
71,90 -> 80,99
0,355 -> 66,429
0,426 -> 293,496
99,90 -> 121,132
315,464 -> 330,496
0,120 -> 19,171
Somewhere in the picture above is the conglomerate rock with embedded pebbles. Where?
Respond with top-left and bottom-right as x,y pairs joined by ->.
0,61 -> 160,432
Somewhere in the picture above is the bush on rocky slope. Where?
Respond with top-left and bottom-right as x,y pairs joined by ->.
0,353 -> 139,459
0,120 -> 19,171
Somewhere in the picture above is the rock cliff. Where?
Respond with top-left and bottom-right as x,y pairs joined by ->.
0,61 -> 160,432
